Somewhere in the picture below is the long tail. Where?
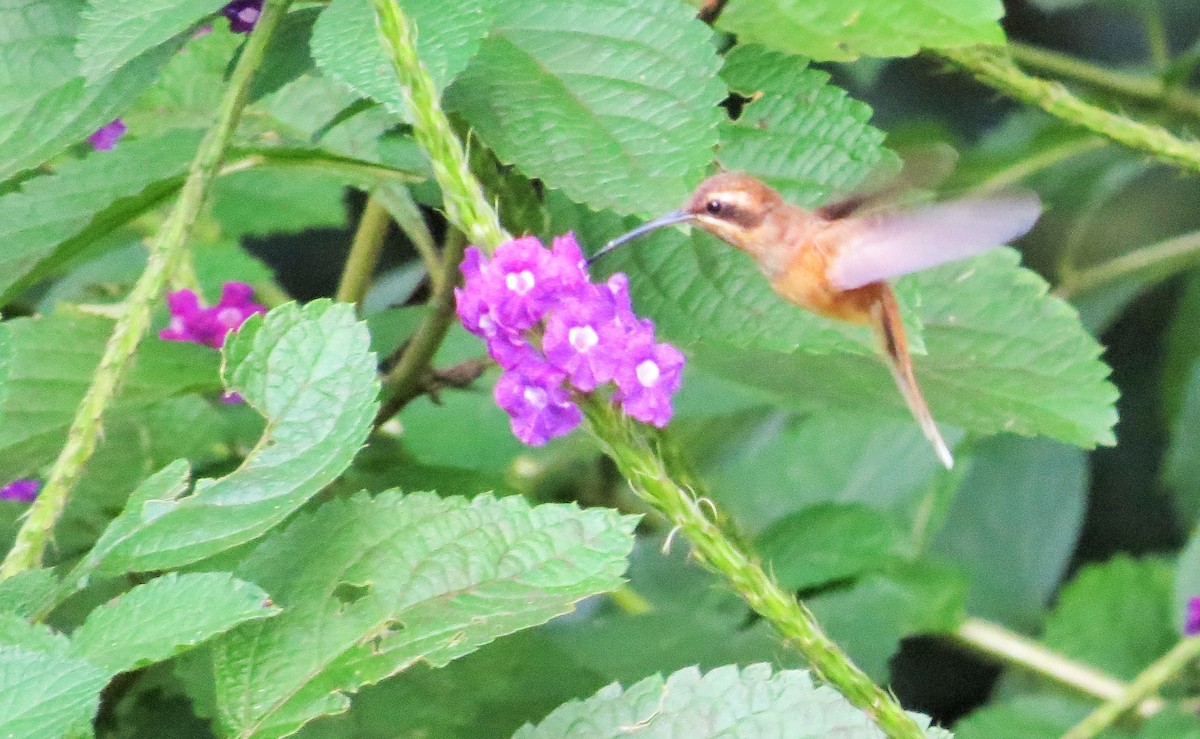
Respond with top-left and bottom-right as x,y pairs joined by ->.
871,286 -> 954,469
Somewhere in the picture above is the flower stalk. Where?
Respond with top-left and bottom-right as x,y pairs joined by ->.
0,0 -> 293,580
370,2 -> 927,736
941,46 -> 1200,175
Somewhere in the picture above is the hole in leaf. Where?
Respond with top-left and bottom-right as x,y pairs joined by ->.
332,582 -> 370,605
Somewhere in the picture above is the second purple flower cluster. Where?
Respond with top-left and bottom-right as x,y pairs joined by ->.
456,234 -> 684,446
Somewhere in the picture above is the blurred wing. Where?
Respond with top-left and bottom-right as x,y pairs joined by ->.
826,192 -> 1042,291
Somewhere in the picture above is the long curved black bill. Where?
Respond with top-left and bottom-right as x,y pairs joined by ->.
587,210 -> 694,265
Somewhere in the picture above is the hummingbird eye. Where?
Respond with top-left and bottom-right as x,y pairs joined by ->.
705,199 -> 724,215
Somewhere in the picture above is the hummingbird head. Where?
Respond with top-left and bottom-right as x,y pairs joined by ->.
588,172 -> 784,265
684,172 -> 783,248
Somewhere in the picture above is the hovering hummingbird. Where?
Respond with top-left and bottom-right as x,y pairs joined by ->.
589,172 -> 1042,469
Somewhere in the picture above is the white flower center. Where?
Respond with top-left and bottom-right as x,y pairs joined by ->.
523,386 -> 548,408
635,360 -> 660,387
505,270 -> 536,295
568,325 -> 599,352
238,8 -> 260,23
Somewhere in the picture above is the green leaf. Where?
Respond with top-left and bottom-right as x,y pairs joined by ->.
0,129 -> 201,302
1163,273 -> 1200,424
931,436 -> 1087,631
310,0 -> 493,117
1042,555 -> 1176,681
809,562 -> 966,681
700,408 -> 952,534
0,0 -> 177,180
718,45 -> 896,207
0,570 -> 58,619
514,663 -> 949,738
211,168 -> 348,236
716,0 -> 1006,62
209,491 -> 637,738
755,503 -> 909,590
954,694 -> 1091,739
446,0 -> 726,217
0,313 -> 221,481
97,301 -> 379,571
292,630 -> 608,739
76,0 -> 227,82
68,572 -> 278,675
122,23 -> 241,135
1137,708 -> 1200,738
0,612 -> 69,654
657,247 -> 1117,448
1166,360 -> 1200,523
0,645 -> 108,739
248,6 -> 320,102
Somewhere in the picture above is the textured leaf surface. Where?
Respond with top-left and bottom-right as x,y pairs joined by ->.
670,248 -> 1117,447
1042,556 -> 1175,680
311,0 -> 492,118
0,130 -> 200,301
931,436 -> 1087,631
76,0 -> 226,81
718,45 -> 894,206
212,168 -> 348,236
210,492 -> 637,739
0,314 -> 220,481
717,0 -> 1006,62
515,663 -> 949,738
0,0 -> 175,180
69,572 -> 278,675
0,645 -> 108,739
446,0 -> 725,216
755,503 -> 908,590
98,301 -> 378,571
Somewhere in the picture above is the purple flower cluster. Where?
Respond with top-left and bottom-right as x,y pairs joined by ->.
222,0 -> 263,33
1186,596 -> 1200,636
0,479 -> 40,504
456,234 -> 684,445
159,282 -> 265,349
88,119 -> 126,151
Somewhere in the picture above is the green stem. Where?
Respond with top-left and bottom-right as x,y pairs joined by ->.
1140,4 -> 1171,74
1006,42 -> 1200,120
1057,228 -> 1200,298
375,229 -> 467,422
0,0 -> 292,580
966,136 -> 1106,196
1063,635 -> 1200,738
373,182 -> 442,290
369,0 -> 506,252
336,195 -> 391,309
580,398 -> 926,739
951,618 -> 1164,718
940,46 -> 1200,174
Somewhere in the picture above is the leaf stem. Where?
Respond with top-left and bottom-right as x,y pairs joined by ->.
951,617 -> 1164,718
373,183 -> 442,291
0,0 -> 293,580
375,229 -> 467,421
940,46 -> 1200,174
1006,41 -> 1200,120
336,195 -> 391,310
1056,228 -> 1200,299
1062,635 -> 1200,738
580,398 -> 927,739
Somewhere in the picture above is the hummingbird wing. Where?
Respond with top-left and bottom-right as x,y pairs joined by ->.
825,192 -> 1042,291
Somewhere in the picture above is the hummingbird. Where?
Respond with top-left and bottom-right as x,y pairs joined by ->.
589,172 -> 1042,469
